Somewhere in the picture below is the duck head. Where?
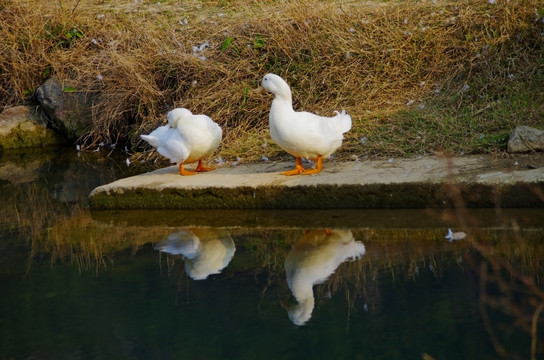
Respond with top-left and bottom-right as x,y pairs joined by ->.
167,108 -> 193,127
262,73 -> 292,102
281,297 -> 315,326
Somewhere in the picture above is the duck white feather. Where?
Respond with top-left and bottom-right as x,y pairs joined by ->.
262,73 -> 351,175
140,108 -> 222,175
282,229 -> 365,325
154,228 -> 235,280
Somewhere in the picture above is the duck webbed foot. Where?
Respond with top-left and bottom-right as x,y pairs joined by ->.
195,159 -> 215,172
179,163 -> 197,176
301,155 -> 323,175
282,157 -> 306,176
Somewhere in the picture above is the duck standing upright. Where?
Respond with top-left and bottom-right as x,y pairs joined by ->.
262,73 -> 352,175
282,229 -> 366,325
140,108 -> 222,176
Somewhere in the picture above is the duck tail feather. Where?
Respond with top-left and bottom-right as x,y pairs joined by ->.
140,134 -> 160,148
334,109 -> 352,133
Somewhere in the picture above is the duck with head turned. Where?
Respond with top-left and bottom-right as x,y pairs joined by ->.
140,108 -> 222,175
262,73 -> 352,175
154,228 -> 235,280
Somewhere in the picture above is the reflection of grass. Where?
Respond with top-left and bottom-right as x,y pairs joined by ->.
6,176 -> 544,357
234,227 -> 467,318
26,211 -> 544,287
470,229 -> 544,360
0,183 -> 164,272
32,211 -> 169,272
442,176 -> 544,359
2,182 -> 59,240
235,224 -> 544,357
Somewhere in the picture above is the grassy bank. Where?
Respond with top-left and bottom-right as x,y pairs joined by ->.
1,0 -> 543,161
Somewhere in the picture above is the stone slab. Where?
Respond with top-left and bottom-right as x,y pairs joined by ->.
89,154 -> 544,209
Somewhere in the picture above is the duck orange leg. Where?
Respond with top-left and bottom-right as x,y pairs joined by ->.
179,163 -> 197,176
302,155 -> 323,175
282,157 -> 305,176
195,159 -> 215,172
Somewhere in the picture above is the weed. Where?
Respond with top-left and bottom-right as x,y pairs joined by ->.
0,0 -> 542,160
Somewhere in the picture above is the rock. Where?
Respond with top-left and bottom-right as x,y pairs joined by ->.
35,78 -> 94,140
0,106 -> 65,149
507,126 -> 544,153
89,154 -> 544,210
0,157 -> 42,184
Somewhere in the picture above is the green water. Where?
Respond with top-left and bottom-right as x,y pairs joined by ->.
1,148 -> 543,360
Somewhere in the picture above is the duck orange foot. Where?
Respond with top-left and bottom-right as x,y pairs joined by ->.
282,155 -> 323,176
179,160 -> 215,176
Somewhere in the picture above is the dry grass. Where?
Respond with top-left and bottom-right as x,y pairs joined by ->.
1,0 -> 543,160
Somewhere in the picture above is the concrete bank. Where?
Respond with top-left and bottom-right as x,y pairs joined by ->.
89,154 -> 544,210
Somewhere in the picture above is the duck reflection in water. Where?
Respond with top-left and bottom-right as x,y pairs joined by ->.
282,229 -> 366,326
154,228 -> 235,280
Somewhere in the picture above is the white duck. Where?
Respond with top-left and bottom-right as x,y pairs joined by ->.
154,228 -> 235,280
282,229 -> 365,325
140,108 -> 222,175
262,73 -> 352,175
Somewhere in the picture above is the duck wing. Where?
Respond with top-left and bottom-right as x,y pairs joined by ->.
177,114 -> 222,159
154,230 -> 200,258
281,110 -> 351,158
140,125 -> 170,148
157,129 -> 190,163
297,110 -> 351,137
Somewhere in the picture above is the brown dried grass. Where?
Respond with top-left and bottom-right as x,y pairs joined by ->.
0,0 -> 543,160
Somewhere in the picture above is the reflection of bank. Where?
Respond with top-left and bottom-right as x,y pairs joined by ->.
283,229 -> 366,326
154,228 -> 235,280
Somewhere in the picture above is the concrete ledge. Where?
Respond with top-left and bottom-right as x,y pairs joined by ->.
89,154 -> 544,209
90,208 -> 544,229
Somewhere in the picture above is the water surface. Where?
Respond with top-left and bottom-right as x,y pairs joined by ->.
1,148 -> 543,359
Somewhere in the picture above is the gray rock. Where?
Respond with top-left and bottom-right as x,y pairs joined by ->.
89,154 -> 544,210
507,126 -> 544,153
0,157 -> 42,184
35,78 -> 94,140
0,105 -> 65,149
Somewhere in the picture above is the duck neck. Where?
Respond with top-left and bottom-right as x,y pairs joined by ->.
271,91 -> 293,113
289,296 -> 315,326
274,82 -> 293,104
